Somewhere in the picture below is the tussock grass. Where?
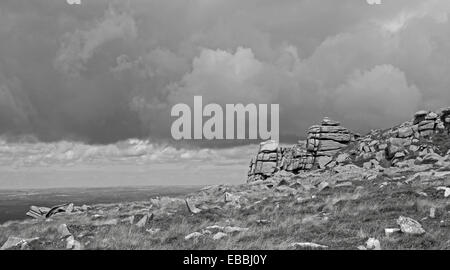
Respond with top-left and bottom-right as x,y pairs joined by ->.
1,173 -> 449,250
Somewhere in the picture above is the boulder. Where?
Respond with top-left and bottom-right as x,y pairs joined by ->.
259,140 -> 278,153
398,127 -> 413,138
57,224 -> 72,238
185,199 -> 202,214
414,110 -> 428,125
0,236 -> 39,250
212,232 -> 227,240
322,117 -> 340,126
396,216 -> 425,235
135,214 -> 149,228
336,153 -> 350,163
184,232 -> 203,240
366,238 -> 381,250
317,156 -> 332,169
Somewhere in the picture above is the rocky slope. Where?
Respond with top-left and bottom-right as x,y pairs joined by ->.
0,109 -> 449,250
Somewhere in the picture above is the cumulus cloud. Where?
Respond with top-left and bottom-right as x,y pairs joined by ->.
67,0 -> 82,5
55,6 -> 137,77
0,75 -> 35,134
332,65 -> 422,130
1,0 -> 450,145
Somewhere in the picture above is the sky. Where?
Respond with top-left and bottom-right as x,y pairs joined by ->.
1,0 -> 450,145
1,0 -> 450,187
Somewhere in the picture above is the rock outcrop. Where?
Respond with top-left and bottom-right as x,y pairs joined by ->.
248,140 -> 282,180
248,117 -> 355,181
248,108 -> 450,182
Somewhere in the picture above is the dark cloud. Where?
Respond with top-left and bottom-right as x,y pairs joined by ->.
0,0 -> 450,144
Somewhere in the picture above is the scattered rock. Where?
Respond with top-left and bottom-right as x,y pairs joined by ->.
290,242 -> 328,249
26,203 -> 81,219
256,219 -> 271,225
135,215 -> 149,228
66,235 -> 82,250
121,216 -> 135,224
57,224 -> 72,238
317,181 -> 330,192
146,228 -> 161,234
397,216 -> 425,235
206,225 -> 225,231
385,228 -> 401,237
436,186 -> 450,197
0,236 -> 39,250
336,153 -> 350,163
184,232 -> 203,240
366,238 -> 381,250
212,232 -> 227,240
429,208 -> 436,219
224,192 -> 240,203
185,199 -> 202,214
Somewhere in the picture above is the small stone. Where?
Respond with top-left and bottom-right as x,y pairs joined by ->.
224,226 -> 249,233
212,232 -> 227,240
185,199 -> 202,214
336,153 -> 350,163
184,232 -> 203,240
65,203 -> 74,213
0,237 -> 39,250
425,112 -> 438,120
256,219 -> 271,225
321,117 -> 340,126
366,238 -> 381,250
224,192 -> 240,203
146,228 -> 161,234
436,187 -> 450,198
66,235 -> 82,250
290,242 -> 328,249
317,156 -> 332,169
385,228 -> 401,237
429,208 -> 436,219
335,182 -> 353,188
57,224 -> 72,238
206,225 -> 225,231
409,145 -> 419,152
135,215 -> 149,228
259,140 -> 279,153
317,181 -> 330,192
121,216 -> 135,224
397,216 -> 425,235
422,153 -> 443,164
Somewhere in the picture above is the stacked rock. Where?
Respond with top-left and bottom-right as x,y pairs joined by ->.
306,117 -> 354,158
279,143 -> 315,172
440,107 -> 450,134
248,117 -> 355,181
248,140 -> 282,180
397,110 -> 445,139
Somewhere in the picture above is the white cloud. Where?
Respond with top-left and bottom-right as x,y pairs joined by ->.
333,65 -> 422,130
67,0 -> 82,5
367,0 -> 382,5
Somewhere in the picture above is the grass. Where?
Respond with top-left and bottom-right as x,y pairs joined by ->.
0,170 -> 449,250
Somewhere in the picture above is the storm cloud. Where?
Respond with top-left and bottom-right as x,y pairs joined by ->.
1,0 -> 450,145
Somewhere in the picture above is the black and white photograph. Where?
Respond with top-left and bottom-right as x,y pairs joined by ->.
0,0 -> 449,256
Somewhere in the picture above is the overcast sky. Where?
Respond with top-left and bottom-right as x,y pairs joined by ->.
1,0 -> 450,145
